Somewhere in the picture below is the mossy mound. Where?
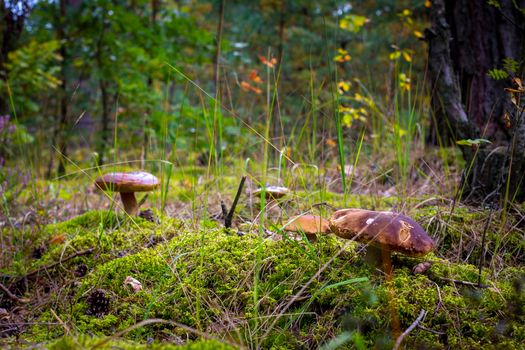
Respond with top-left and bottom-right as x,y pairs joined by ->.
47,335 -> 235,350
2,210 -> 525,349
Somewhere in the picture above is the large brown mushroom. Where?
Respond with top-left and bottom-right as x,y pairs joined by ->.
94,171 -> 160,215
284,214 -> 330,242
329,209 -> 435,271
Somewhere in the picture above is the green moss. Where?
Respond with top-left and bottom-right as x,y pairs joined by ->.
3,198 -> 525,349
47,335 -> 235,349
2,210 -> 182,275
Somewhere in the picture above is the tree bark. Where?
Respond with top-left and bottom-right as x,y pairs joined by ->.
428,0 -> 525,203
274,0 -> 286,158
97,80 -> 110,166
55,0 -> 69,177
94,9 -> 112,167
213,0 -> 225,165
141,0 -> 160,169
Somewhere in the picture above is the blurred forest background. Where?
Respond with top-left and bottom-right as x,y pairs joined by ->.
1,0 -> 524,207
1,1 -> 429,177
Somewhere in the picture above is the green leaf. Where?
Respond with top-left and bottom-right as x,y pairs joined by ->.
488,68 -> 508,80
456,138 -> 492,146
487,0 -> 501,8
503,58 -> 519,73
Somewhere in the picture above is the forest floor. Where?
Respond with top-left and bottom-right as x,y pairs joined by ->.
1,150 -> 525,349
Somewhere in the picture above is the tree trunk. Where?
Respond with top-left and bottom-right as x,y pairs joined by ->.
427,0 -> 525,203
141,0 -> 160,169
56,0 -> 69,177
212,0 -> 225,166
274,0 -> 286,159
94,9 -> 111,167
97,80 -> 110,166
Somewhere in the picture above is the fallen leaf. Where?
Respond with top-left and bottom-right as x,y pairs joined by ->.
326,138 -> 337,148
413,261 -> 433,275
49,234 -> 66,245
124,276 -> 143,292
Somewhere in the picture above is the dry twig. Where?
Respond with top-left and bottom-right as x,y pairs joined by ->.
393,309 -> 427,350
438,277 -> 490,288
0,282 -> 30,303
14,248 -> 94,284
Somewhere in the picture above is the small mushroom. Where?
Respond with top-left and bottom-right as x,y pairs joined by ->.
95,171 -> 160,215
253,186 -> 290,200
329,209 -> 435,272
284,214 -> 330,242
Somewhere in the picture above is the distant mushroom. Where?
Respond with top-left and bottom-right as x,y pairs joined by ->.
329,209 -> 435,272
284,214 -> 330,242
94,171 -> 160,215
253,186 -> 290,200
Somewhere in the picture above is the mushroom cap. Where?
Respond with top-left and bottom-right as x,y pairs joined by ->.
253,186 -> 290,199
94,171 -> 160,192
285,215 -> 330,234
329,209 -> 435,257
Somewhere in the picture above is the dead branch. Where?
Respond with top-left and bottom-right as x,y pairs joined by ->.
438,277 -> 490,288
0,282 -> 30,303
14,247 -> 94,284
393,309 -> 427,350
225,175 -> 246,229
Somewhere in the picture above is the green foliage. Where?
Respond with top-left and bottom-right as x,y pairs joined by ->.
487,0 -> 502,8
456,138 -> 492,146
2,40 -> 62,113
488,68 -> 509,80
503,58 -> 519,73
0,115 -> 34,160
488,58 -> 519,80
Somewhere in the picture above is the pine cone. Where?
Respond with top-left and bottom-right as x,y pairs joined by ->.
86,289 -> 110,317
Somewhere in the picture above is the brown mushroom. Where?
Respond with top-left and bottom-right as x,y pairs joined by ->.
329,209 -> 435,272
95,171 -> 160,215
253,186 -> 290,200
284,214 -> 330,242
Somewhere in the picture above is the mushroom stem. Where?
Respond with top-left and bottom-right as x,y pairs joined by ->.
364,245 -> 393,275
120,192 -> 138,215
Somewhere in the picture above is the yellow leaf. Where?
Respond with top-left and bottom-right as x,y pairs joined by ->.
337,81 -> 351,94
413,30 -> 424,39
399,73 -> 411,91
342,114 -> 353,127
402,50 -> 412,62
425,0 -> 432,8
389,51 -> 401,60
340,14 -> 369,33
